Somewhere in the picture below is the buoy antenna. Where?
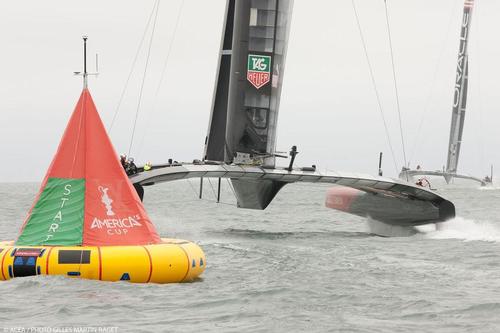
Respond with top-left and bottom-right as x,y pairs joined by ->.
74,35 -> 99,89
83,35 -> 88,88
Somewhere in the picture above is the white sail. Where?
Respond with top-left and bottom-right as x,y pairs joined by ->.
400,0 -> 481,186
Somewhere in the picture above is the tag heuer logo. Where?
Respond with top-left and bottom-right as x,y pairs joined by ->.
247,54 -> 271,89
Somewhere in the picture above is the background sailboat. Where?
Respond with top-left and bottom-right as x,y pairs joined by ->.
400,0 -> 491,186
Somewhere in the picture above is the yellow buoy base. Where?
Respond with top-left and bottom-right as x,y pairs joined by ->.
0,238 -> 205,283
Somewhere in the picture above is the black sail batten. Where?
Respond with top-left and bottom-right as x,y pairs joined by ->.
446,0 -> 474,178
204,0 -> 235,162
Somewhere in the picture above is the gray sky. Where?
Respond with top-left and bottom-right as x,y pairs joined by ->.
1,0 -> 499,182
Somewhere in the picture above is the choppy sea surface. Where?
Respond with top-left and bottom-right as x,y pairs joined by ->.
1,180 -> 500,332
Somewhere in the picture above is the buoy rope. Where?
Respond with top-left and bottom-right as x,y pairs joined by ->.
351,0 -> 398,174
109,0 -> 159,133
128,0 -> 161,157
384,0 -> 408,175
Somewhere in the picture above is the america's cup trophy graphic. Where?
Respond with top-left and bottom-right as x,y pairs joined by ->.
98,186 -> 115,216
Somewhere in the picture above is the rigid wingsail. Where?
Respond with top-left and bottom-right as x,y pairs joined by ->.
400,0 -> 491,187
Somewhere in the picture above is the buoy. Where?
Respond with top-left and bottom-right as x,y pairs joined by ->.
3,38 -> 205,283
0,238 -> 205,283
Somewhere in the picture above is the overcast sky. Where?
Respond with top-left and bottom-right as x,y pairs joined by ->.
1,0 -> 499,182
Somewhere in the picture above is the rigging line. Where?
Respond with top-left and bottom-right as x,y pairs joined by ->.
136,0 -> 185,160
217,201 -> 236,207
186,178 -> 200,198
153,0 -> 185,101
383,0 -> 408,173
351,0 -> 399,174
473,1 -> 485,172
200,197 -> 235,206
408,0 -> 459,165
128,0 -> 161,157
207,177 -> 218,201
109,0 -> 158,133
226,178 -> 237,199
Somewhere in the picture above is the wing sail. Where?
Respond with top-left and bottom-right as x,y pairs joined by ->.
203,0 -> 294,167
446,0 -> 474,175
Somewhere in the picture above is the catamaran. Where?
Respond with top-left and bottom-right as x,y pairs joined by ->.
128,0 -> 456,229
399,0 -> 491,186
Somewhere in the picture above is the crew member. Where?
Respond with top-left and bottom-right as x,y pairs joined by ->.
416,178 -> 431,189
126,158 -> 138,175
120,154 -> 127,169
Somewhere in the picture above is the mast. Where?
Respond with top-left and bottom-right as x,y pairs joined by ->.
203,0 -> 294,167
445,0 -> 475,179
202,0 -> 294,209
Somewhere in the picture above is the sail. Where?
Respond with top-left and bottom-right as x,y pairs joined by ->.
446,0 -> 474,175
16,89 -> 161,246
204,0 -> 294,167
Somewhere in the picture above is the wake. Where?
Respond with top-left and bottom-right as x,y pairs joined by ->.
366,217 -> 500,242
478,185 -> 500,191
422,217 -> 500,242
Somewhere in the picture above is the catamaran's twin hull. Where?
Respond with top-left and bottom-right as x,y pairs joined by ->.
325,186 -> 454,227
130,164 -> 456,226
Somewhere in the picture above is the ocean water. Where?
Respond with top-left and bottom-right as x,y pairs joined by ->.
1,181 -> 500,332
